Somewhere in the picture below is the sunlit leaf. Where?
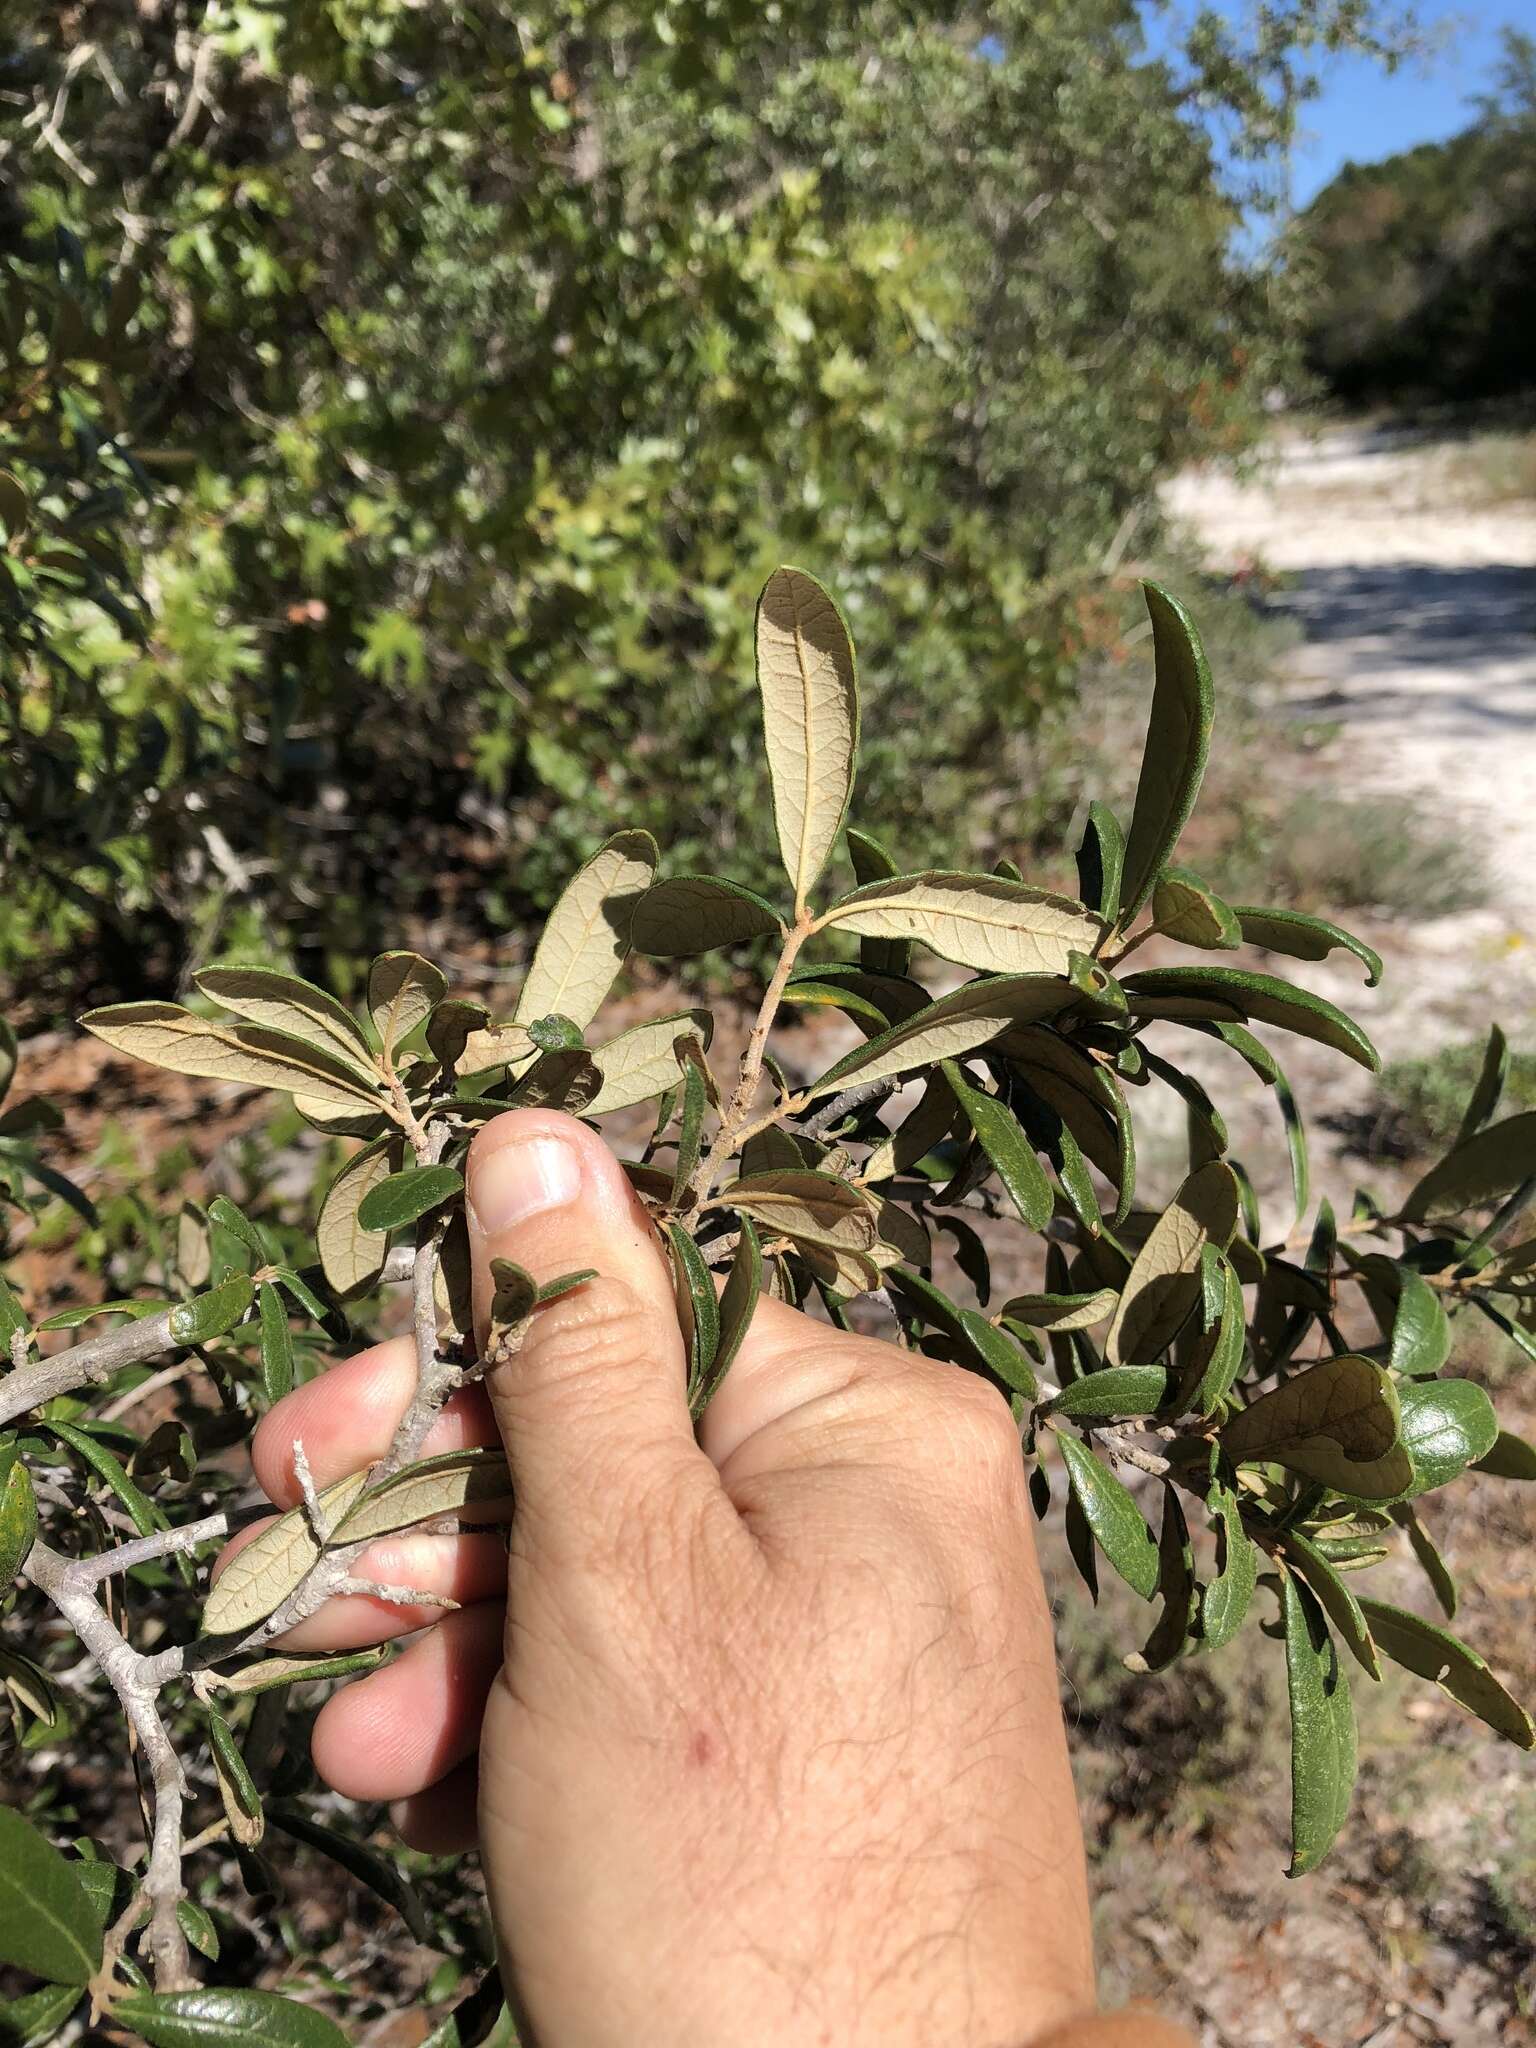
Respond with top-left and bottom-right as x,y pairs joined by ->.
1281,1571 -> 1356,1876
194,967 -> 375,1070
1105,1162 -> 1238,1366
823,871 -> 1101,978
1396,1377 -> 1498,1496
114,1989 -> 349,2048
1054,1432 -> 1160,1598
1281,1530 -> 1380,1679
1153,866 -> 1240,949
805,975 -> 1078,1101
202,1473 -> 369,1636
756,566 -> 858,910
1358,1597 -> 1533,1749
0,1808 -> 101,1985
723,1171 -> 877,1253
631,876 -> 782,956
339,1447 -> 512,1542
368,953 -> 448,1060
1047,1365 -> 1169,1421
256,1284 -> 295,1405
1119,581 -> 1214,921
1122,967 -> 1379,1071
997,1289 -> 1117,1333
941,1061 -> 1053,1231
845,824 -> 910,975
355,1164 -> 464,1235
1219,1355 -> 1411,1501
207,1705 -> 264,1846
81,1004 -> 386,1113
1232,907 -> 1382,986
587,1010 -> 713,1115
1201,1480 -> 1257,1653
316,1138 -> 399,1295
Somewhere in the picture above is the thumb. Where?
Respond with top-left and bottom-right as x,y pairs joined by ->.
464,1109 -> 708,1562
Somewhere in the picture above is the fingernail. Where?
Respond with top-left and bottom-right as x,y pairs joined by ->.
470,1134 -> 582,1235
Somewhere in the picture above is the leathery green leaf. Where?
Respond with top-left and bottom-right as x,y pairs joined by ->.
1153,865 -> 1240,949
1219,1356 -> 1412,1501
806,975 -> 1077,1101
822,871 -> 1101,979
1126,1486 -> 1197,1673
256,1283 -> 295,1404
1200,1480 -> 1257,1652
1119,581 -> 1214,921
694,1216 -> 762,1416
756,566 -> 859,911
1457,1023 -> 1508,1143
355,1164 -> 463,1235
1177,1254 -> 1245,1418
1402,1111 -> 1536,1221
1047,1366 -> 1169,1422
667,1224 -> 720,1398
169,1273 -> 254,1347
998,1289 -> 1117,1333
0,1452 -> 39,1585
0,1807 -> 101,1985
631,876 -> 782,957
1075,799 -> 1125,923
113,1988 -> 349,2048
1281,1530 -> 1380,1679
941,1061 -> 1053,1231
1282,1571 -> 1357,1875
1390,1503 -> 1458,1618
1121,966 -> 1379,1072
1054,1432 -> 1160,1599
1397,1378 -> 1498,1496
1357,1597 -> 1534,1749
1232,906 -> 1382,986
1474,1429 -> 1536,1481
1105,1161 -> 1238,1366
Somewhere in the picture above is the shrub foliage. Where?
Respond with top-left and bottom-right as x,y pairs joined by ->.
2,570 -> 1533,2040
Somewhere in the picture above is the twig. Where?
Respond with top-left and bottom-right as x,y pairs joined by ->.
692,912 -> 814,1200
292,1441 -> 329,1543
334,1576 -> 459,1611
0,1307 -> 181,1428
63,1514 -> 229,1589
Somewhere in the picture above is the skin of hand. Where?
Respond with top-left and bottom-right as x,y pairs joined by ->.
225,1109 -> 1192,2048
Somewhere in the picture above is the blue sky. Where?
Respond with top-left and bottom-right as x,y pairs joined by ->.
1287,0 -> 1536,208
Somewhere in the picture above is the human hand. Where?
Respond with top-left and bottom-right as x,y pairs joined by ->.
232,1109 -> 1180,2047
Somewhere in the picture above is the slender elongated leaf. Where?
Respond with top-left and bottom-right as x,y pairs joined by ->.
207,1705 -> 264,1845
1153,866 -> 1240,948
316,1139 -> 399,1294
45,1420 -> 159,1538
356,1164 -> 464,1235
1184,1018 -> 1310,1221
515,830 -> 657,1027
861,1072 -> 957,1183
1397,1378 -> 1498,1496
806,975 -> 1078,1101
1282,1531 -> 1380,1679
1357,1598 -> 1534,1748
1390,1503 -> 1458,1618
194,967 -> 375,1069
1220,1356 -> 1411,1501
0,1450 -> 39,1585
1457,1023 -> 1509,1143
81,1004 -> 386,1113
1119,582 -> 1214,921
256,1284 -> 295,1405
1122,967 -> 1379,1071
941,1061 -> 1053,1230
114,1989 -> 349,2048
1175,1253 -> 1246,1417
0,1808 -> 101,1985
1075,800 -> 1125,923
202,1473 -> 369,1636
1282,1572 -> 1357,1876
694,1217 -> 762,1415
269,1805 -> 429,1939
368,953 -> 448,1061
1127,1486 -> 1197,1673
997,1289 -> 1118,1333
1011,1074 -> 1102,1232
210,1649 -> 387,1696
1402,1111 -> 1536,1221
756,566 -> 858,910
340,1448 -> 513,1543
1232,907 -> 1382,986
631,875 -> 781,957
0,1979 -> 82,2045
1201,1481 -> 1257,1653
667,1224 -> 720,1394
1054,1432 -> 1160,1598
823,871 -> 1100,978
1048,1366 -> 1169,1421
1474,1429 -> 1536,1481
586,1010 -> 713,1115
846,824 -> 910,974
1106,1162 -> 1238,1366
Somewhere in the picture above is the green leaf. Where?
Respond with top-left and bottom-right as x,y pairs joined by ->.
1075,800 -> 1125,923
1105,1162 -> 1238,1366
194,967 -> 375,1069
667,1224 -> 720,1398
1390,1503 -> 1458,1618
1153,866 -> 1240,949
1474,1428 -> 1536,1481
997,1289 -> 1117,1333
1396,1378 -> 1498,1496
114,1989 -> 350,2048
269,1805 -> 429,1941
44,1419 -> 160,1539
756,565 -> 859,912
202,1472 -> 369,1636
861,1072 -> 958,1184
1011,1074 -> 1103,1233
0,1979 -> 82,2045
256,1284 -> 295,1405
1357,1597 -> 1533,1749
1054,1432 -> 1160,1599
1383,1265 -> 1450,1378
205,1196 -> 263,1258
316,1138 -> 399,1295
941,1062 -> 1053,1231
1401,1111 -> 1536,1221
587,1010 -> 713,1115
168,1275 -> 255,1347
631,875 -> 782,956
1119,581 -> 1214,921
953,1307 -> 1039,1398
0,1807 -> 101,1985
1281,1571 -> 1357,1876
206,1706 -> 263,1845
823,871 -> 1101,978
1178,1254 -> 1246,1418
210,1648 -> 388,1696
1221,1355 -> 1411,1500
1201,1481 -> 1258,1653
339,1447 -> 512,1543
81,1004 -> 385,1114
368,952 -> 448,1060
426,998 -> 490,1071
694,1216 -> 762,1416
514,827 -> 659,1032
1231,907 -> 1382,986
723,1171 -> 878,1255
355,1164 -> 464,1235
1127,1485 -> 1197,1673
670,1059 -> 709,1207
1457,1023 -> 1508,1143
0,1451 -> 39,1584
846,824 -> 910,974
1121,966 -> 1379,1072
806,975 -> 1078,1102
1281,1530 -> 1380,1679
1047,1366 -> 1169,1422
526,1013 -> 584,1053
